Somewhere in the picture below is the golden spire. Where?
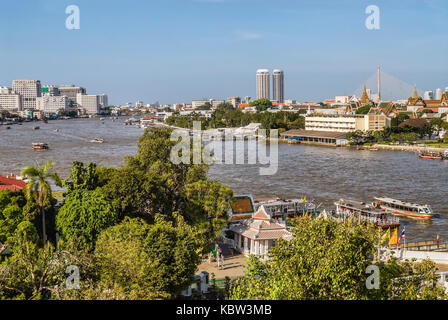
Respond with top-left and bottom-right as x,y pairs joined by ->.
412,85 -> 419,99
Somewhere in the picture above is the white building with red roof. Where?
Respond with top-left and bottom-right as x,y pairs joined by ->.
229,205 -> 292,257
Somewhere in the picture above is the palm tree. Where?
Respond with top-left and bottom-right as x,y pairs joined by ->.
21,161 -> 62,244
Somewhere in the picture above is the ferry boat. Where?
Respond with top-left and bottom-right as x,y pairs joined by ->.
418,149 -> 448,160
374,197 -> 434,220
333,199 -> 400,229
90,138 -> 105,143
32,143 -> 49,150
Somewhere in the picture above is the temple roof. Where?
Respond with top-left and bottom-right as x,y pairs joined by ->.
360,85 -> 374,106
407,85 -> 425,106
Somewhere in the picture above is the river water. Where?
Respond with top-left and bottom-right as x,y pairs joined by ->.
1,118 -> 447,242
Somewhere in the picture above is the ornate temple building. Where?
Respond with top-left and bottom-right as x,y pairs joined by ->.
359,85 -> 374,107
441,92 -> 448,107
407,85 -> 426,107
229,205 -> 292,258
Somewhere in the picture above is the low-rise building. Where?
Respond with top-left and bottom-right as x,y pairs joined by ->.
0,174 -> 27,191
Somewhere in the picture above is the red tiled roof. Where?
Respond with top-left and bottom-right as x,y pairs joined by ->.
0,175 -> 26,191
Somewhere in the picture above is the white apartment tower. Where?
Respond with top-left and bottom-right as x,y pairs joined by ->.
256,69 -> 270,100
435,88 -> 443,100
423,91 -> 434,100
12,80 -> 41,110
272,69 -> 284,103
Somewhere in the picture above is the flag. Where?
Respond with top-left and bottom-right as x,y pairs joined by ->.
437,234 -> 439,245
397,228 -> 406,245
389,228 -> 398,246
302,197 -> 307,203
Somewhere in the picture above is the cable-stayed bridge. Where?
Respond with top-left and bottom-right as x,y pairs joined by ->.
352,68 -> 415,102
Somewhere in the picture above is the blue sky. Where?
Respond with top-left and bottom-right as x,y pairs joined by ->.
0,0 -> 447,104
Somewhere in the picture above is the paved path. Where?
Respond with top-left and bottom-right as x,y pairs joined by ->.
196,254 -> 247,280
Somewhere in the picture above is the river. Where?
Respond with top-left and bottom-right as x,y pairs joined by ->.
1,117 -> 447,242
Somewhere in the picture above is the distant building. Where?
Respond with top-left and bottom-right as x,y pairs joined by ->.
135,100 -> 144,108
57,85 -> 86,108
423,91 -> 434,100
227,96 -> 241,108
36,95 -> 69,114
0,91 -> 22,111
41,85 -> 59,96
272,69 -> 284,103
12,80 -> 41,110
335,96 -> 351,104
305,114 -> 390,133
407,85 -> 425,107
435,88 -> 443,100
98,94 -> 108,108
256,69 -> 270,100
76,94 -> 100,114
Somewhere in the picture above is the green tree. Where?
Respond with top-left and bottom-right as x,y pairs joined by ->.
94,217 -> 200,299
56,189 -> 118,251
21,161 -> 62,244
250,98 -> 272,112
184,180 -> 234,254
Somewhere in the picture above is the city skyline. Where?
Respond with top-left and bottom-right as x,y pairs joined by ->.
0,0 -> 447,105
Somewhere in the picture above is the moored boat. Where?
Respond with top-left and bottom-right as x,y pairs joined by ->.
32,143 -> 49,150
333,199 -> 400,229
374,197 -> 434,220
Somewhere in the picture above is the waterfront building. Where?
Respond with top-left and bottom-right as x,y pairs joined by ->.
281,129 -> 348,146
12,80 -> 41,110
0,92 -> 22,111
272,69 -> 284,103
76,93 -> 100,114
256,69 -> 270,100
36,95 -> 69,114
407,85 -> 426,107
229,205 -> 292,258
305,114 -> 390,133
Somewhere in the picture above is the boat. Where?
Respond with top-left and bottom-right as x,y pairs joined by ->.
374,197 -> 434,220
90,138 -> 105,143
418,149 -> 447,160
54,129 -> 60,132
33,126 -> 40,130
333,199 -> 400,229
32,143 -> 49,150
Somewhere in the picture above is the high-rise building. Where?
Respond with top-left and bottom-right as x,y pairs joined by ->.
41,85 -> 59,96
98,94 -> 108,108
435,88 -> 443,100
423,91 -> 434,100
0,92 -> 22,111
12,80 -> 41,110
272,69 -> 284,103
256,69 -> 270,100
227,96 -> 241,108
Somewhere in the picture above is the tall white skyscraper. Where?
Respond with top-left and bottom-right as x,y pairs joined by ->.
12,80 -> 41,110
423,91 -> 434,100
435,88 -> 443,100
256,69 -> 270,100
272,69 -> 284,103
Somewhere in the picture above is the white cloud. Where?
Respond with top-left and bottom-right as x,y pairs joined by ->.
236,31 -> 262,40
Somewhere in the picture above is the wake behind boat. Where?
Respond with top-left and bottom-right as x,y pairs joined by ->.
90,138 -> 105,143
374,197 -> 434,220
